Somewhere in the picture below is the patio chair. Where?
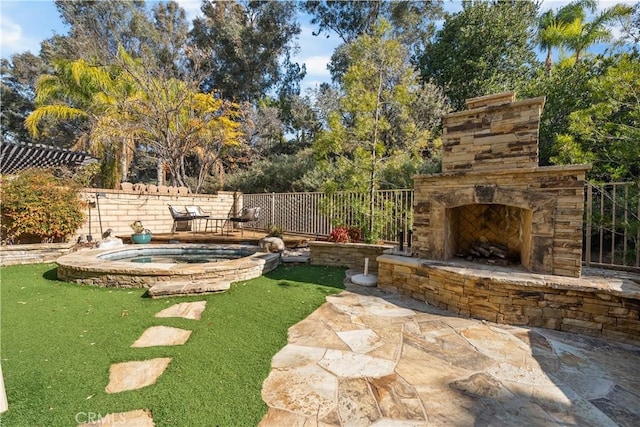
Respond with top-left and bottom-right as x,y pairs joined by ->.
168,204 -> 198,233
185,205 -> 211,232
229,207 -> 261,236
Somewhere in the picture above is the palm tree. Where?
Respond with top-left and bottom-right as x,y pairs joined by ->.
536,0 -> 596,76
563,3 -> 633,63
25,59 -> 137,187
27,48 -> 244,192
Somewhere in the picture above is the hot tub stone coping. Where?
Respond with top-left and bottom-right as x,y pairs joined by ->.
56,244 -> 281,288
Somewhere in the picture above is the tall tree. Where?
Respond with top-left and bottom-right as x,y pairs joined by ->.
25,50 -> 244,191
553,54 -> 640,183
303,0 -> 444,82
52,0 -> 154,63
522,60 -> 598,166
146,1 -> 190,77
419,0 -> 540,109
0,53 -> 49,143
25,58 -> 137,187
189,0 -> 305,102
620,2 -> 640,49
315,21 -> 448,240
562,2 -> 633,63
536,0 -> 596,76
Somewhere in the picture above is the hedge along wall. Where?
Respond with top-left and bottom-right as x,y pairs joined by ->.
75,186 -> 240,241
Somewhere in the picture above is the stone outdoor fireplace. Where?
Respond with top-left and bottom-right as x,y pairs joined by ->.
375,92 -> 639,343
412,92 -> 590,278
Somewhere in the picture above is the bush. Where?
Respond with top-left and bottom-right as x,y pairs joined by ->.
328,226 -> 362,243
1,169 -> 86,243
266,224 -> 284,238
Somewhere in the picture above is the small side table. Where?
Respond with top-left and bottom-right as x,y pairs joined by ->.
204,217 -> 229,234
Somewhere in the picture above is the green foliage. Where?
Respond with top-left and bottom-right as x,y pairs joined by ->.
314,20 -> 447,241
266,224 -> 284,238
420,0 -> 539,109
561,2 -> 633,63
26,50 -> 244,192
53,0 -> 154,63
378,152 -> 442,189
224,148 -> 326,193
0,263 -> 345,426
553,54 -> 640,182
190,1 -> 304,101
304,0 -> 444,82
0,169 -> 86,243
521,60 -> 599,165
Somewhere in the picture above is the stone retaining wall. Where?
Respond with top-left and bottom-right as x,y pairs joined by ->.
309,241 -> 393,272
378,255 -> 640,346
0,242 -> 76,266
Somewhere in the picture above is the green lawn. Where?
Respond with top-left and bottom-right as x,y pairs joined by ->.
0,263 -> 345,426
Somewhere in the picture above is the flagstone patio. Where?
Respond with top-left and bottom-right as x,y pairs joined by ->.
259,270 -> 640,426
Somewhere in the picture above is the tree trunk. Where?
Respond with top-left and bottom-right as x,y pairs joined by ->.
156,158 -> 164,186
544,48 -> 553,77
120,139 -> 128,183
368,70 -> 384,241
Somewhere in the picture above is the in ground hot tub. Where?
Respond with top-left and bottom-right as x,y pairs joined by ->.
56,244 -> 280,289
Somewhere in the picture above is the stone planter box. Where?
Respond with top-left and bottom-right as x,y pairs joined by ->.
309,241 -> 393,272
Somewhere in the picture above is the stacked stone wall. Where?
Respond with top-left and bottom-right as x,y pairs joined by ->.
378,255 -> 640,346
0,242 -> 76,266
309,241 -> 393,272
442,92 -> 545,172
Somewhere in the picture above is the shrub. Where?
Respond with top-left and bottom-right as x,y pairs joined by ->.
266,223 -> 284,238
347,227 -> 362,242
1,169 -> 86,243
328,226 -> 362,243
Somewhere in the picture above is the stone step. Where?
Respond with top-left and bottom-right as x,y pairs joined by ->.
147,279 -> 230,298
281,255 -> 310,264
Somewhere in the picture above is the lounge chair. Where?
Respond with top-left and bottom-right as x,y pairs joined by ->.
168,204 -> 198,233
229,207 -> 261,236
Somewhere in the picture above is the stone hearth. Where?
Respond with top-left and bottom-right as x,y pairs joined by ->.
412,92 -> 589,277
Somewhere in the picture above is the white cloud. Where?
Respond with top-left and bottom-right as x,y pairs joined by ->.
173,0 -> 203,23
302,55 -> 331,77
0,15 -> 39,57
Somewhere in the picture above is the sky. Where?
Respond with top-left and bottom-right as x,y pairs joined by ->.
0,0 -> 635,92
0,0 -> 342,92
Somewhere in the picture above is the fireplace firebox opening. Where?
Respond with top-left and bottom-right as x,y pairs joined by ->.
444,204 -> 532,267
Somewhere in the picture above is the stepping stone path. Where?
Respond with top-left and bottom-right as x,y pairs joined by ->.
131,326 -> 192,348
79,301 -> 207,426
154,300 -> 207,320
147,280 -> 230,298
105,358 -> 172,394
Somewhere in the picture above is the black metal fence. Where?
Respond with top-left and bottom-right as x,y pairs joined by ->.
584,182 -> 640,270
245,182 -> 640,271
